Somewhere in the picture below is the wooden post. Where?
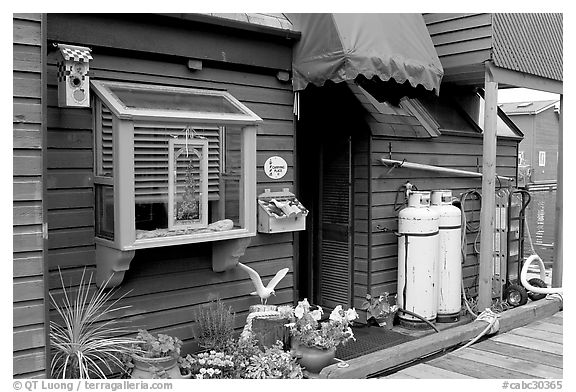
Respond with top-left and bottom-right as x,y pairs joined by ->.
552,95 -> 563,287
478,67 -> 498,311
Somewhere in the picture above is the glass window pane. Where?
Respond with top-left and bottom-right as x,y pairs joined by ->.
109,86 -> 243,114
96,184 -> 114,240
134,126 -> 246,241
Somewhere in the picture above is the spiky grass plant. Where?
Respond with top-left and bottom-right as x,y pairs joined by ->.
49,268 -> 140,379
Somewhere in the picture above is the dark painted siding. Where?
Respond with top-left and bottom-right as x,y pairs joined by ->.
368,133 -> 518,296
46,28 -> 295,355
513,108 -> 559,183
423,13 -> 493,84
13,13 -> 47,378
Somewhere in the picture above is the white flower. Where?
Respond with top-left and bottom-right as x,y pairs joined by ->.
199,368 -> 206,374
207,368 -> 215,376
345,308 -> 359,321
198,359 -> 206,365
329,305 -> 343,322
310,309 -> 322,321
294,305 -> 304,319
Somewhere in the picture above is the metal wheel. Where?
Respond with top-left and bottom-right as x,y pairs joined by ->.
527,278 -> 547,301
504,283 -> 528,307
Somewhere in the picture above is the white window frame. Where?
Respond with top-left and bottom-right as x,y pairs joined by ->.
91,80 -> 260,252
168,138 -> 209,231
538,151 -> 546,167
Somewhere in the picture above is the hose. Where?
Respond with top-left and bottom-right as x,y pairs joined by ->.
453,308 -> 499,353
520,216 -> 563,295
459,190 -> 482,318
397,308 -> 439,333
520,255 -> 563,295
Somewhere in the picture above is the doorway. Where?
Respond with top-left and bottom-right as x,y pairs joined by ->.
297,120 -> 353,309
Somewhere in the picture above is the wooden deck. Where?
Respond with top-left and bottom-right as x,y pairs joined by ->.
383,311 -> 563,379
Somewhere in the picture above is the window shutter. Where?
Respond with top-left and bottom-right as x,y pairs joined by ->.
100,104 -> 221,203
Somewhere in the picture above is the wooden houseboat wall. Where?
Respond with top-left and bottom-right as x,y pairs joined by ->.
13,13 -> 48,378
295,82 -> 520,321
44,14 -> 299,356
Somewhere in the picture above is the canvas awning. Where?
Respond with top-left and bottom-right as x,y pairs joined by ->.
287,13 -> 444,96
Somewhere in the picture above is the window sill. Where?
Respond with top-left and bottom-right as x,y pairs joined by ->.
94,229 -> 255,288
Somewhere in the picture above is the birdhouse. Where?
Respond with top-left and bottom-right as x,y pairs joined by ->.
257,188 -> 308,233
55,43 -> 93,108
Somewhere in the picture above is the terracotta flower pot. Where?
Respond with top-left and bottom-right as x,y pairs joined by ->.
292,343 -> 336,374
130,354 -> 183,379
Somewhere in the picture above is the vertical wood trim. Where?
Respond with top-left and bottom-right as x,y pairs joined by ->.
478,65 -> 499,310
367,136 -> 373,296
114,118 -> 135,249
241,125 -> 257,234
348,136 -> 354,306
552,95 -> 562,287
40,12 -> 50,376
292,115 -> 299,304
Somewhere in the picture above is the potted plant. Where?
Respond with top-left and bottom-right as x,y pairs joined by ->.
286,299 -> 358,374
49,268 -> 141,379
128,329 -> 184,379
360,292 -> 399,329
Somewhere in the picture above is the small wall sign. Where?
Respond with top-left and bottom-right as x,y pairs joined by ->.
264,156 -> 288,179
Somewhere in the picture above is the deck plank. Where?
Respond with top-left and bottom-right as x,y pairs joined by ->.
491,333 -> 563,356
429,354 -> 534,379
508,326 -> 563,344
474,339 -> 563,369
401,363 -> 474,379
385,372 -> 418,379
529,320 -> 563,335
544,316 -> 563,326
452,348 -> 562,379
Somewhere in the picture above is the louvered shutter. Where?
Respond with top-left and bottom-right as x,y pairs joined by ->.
319,139 -> 352,308
99,103 -> 221,203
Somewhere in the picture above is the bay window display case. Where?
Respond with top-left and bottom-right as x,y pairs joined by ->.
91,80 -> 261,287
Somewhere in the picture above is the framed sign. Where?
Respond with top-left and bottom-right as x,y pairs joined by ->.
264,156 -> 288,179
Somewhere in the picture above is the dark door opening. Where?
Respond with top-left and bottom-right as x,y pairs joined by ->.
296,121 -> 353,308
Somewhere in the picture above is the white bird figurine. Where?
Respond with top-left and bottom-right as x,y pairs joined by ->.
237,263 -> 289,305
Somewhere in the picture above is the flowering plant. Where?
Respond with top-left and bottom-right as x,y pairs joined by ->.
360,292 -> 398,326
183,350 -> 235,379
286,299 -> 358,350
132,329 -> 182,359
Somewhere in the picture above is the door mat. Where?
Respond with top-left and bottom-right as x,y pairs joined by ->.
335,326 -> 415,361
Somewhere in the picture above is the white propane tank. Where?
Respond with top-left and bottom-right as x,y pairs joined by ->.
397,191 -> 440,327
431,190 -> 462,323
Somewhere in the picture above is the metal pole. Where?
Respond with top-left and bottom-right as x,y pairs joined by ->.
552,95 -> 563,286
478,66 -> 498,311
379,158 -> 514,182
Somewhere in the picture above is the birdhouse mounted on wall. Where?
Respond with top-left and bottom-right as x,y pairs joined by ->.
55,43 -> 93,108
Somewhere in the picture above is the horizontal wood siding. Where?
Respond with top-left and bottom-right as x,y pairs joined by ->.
46,20 -> 295,359
13,14 -> 47,378
423,13 -> 493,81
368,133 -> 518,297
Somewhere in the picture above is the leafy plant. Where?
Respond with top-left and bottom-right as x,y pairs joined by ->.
194,299 -> 235,351
49,268 -> 140,379
360,292 -> 398,324
183,337 -> 303,379
286,299 -> 358,350
132,329 -> 183,359
184,350 -> 236,379
243,341 -> 303,379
